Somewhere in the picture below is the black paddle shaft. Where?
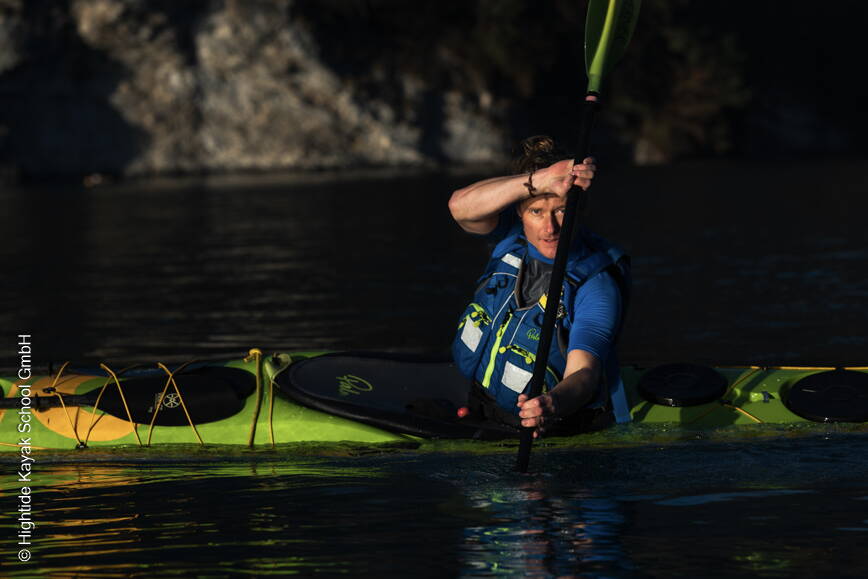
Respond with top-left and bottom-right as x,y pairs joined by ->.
516,97 -> 598,472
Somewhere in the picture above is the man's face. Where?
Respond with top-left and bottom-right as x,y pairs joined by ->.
517,195 -> 566,260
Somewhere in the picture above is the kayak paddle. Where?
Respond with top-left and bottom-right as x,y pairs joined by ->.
516,0 -> 640,472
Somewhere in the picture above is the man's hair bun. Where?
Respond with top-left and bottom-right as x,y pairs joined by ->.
511,135 -> 568,174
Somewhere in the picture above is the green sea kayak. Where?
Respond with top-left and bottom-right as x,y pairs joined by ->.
2,349 -> 867,453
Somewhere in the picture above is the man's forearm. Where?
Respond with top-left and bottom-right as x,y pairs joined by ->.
447,174 -> 529,234
550,366 -> 600,416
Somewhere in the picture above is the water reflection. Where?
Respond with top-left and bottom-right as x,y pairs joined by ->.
436,435 -> 868,577
2,436 -> 868,576
459,476 -> 632,577
0,460 -> 469,576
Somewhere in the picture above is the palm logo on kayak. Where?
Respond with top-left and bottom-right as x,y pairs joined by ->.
337,375 -> 373,396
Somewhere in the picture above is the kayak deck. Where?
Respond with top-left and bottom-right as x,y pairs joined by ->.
2,350 -> 867,452
625,364 -> 868,426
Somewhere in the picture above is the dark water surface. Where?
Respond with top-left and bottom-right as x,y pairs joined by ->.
2,159 -> 868,576
3,438 -> 868,577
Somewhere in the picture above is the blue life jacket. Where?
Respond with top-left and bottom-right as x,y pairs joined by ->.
451,224 -> 632,422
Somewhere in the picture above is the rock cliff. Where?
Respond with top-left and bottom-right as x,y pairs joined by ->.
0,0 -> 509,179
0,0 -> 863,180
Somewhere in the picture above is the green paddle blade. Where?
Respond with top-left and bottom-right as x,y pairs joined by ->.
584,0 -> 642,94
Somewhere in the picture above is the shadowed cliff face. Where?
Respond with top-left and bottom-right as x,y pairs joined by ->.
0,0 -> 865,180
0,0 -> 144,177
0,0 -> 509,179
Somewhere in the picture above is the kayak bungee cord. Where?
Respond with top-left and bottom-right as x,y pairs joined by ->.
721,402 -> 763,424
3,351 -> 284,450
268,364 -> 276,447
148,362 -> 204,446
264,352 -> 296,448
771,365 -> 868,371
43,361 -> 88,448
265,354 -> 287,448
39,361 -> 140,449
682,367 -> 764,426
241,350 -> 286,449
245,349 -> 262,448
85,364 -> 143,448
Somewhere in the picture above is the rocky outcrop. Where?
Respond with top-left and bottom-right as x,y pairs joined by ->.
1,0 -> 862,180
0,0 -> 508,178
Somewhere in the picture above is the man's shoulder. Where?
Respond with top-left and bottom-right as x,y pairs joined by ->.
572,268 -> 620,293
565,229 -> 628,281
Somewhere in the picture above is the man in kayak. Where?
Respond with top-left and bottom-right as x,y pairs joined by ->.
448,136 -> 630,437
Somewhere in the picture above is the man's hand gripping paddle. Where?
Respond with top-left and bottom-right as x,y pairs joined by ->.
516,0 -> 640,473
